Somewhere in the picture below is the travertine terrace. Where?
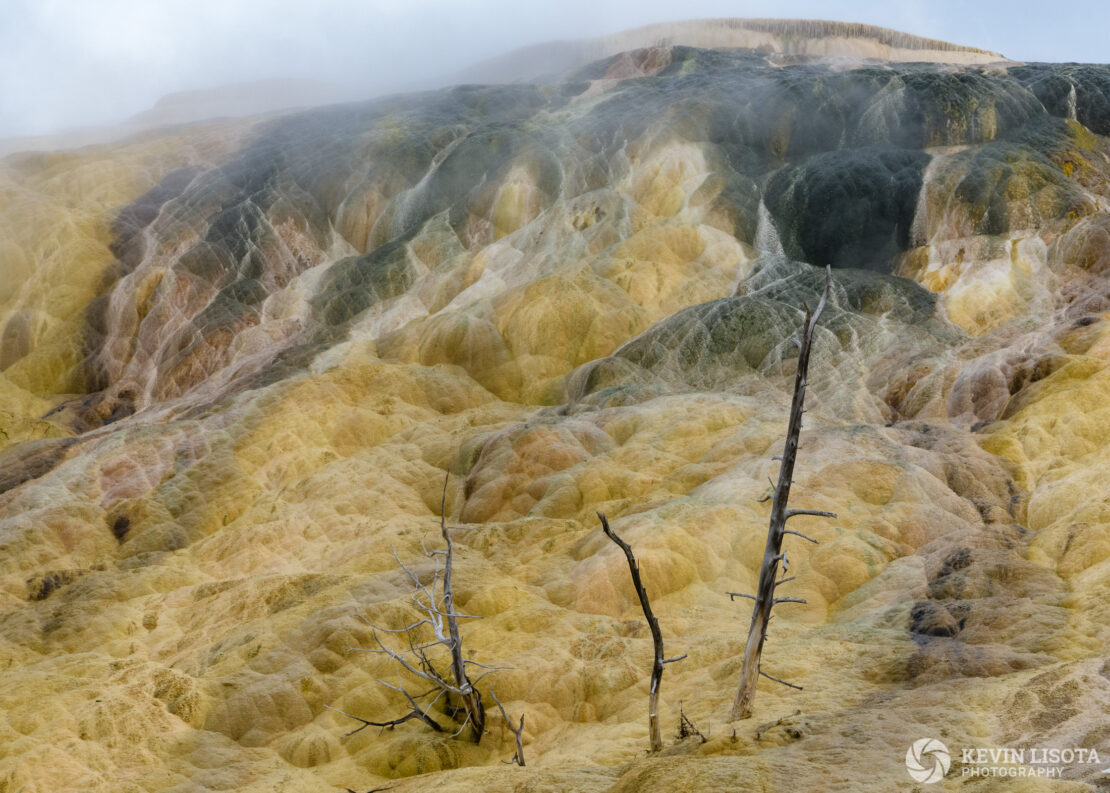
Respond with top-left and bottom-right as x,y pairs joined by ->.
2,20 -> 1109,793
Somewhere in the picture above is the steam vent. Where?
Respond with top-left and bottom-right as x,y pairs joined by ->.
3,18 -> 1110,793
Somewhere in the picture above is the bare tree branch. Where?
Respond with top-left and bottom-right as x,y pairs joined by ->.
759,669 -> 804,690
490,688 -> 525,766
785,509 -> 837,520
599,512 -> 684,752
366,629 -> 467,694
335,473 -> 490,743
731,266 -> 834,721
726,592 -> 757,601
449,711 -> 473,739
675,702 -> 707,743
325,700 -> 446,738
438,473 -> 485,742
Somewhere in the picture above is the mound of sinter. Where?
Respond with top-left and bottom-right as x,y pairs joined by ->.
1,43 -> 1110,793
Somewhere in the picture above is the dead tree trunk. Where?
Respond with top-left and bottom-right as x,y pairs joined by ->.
730,265 -> 836,721
599,512 -> 686,752
333,475 -> 494,743
437,479 -> 486,741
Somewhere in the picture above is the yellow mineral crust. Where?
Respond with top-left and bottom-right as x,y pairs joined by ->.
3,48 -> 1110,793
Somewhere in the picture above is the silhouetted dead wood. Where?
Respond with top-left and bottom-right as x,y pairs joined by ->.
676,703 -> 706,743
490,688 -> 525,766
326,683 -> 446,737
334,475 -> 495,742
599,512 -> 686,752
730,266 -> 836,721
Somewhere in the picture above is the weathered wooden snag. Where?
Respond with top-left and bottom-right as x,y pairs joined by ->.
599,512 -> 686,752
330,475 -> 491,742
730,265 -> 836,721
490,687 -> 526,766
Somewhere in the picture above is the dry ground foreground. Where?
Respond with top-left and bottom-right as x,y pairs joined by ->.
2,20 -> 1110,793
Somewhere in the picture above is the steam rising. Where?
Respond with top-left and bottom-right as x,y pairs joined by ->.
1,0 -> 1108,146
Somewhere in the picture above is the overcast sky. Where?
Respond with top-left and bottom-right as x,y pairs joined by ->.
2,0 -> 1108,139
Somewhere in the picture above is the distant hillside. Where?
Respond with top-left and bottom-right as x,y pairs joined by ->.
125,78 -> 349,128
1,18 -> 1005,157
0,78 -> 350,157
459,17 -> 1007,83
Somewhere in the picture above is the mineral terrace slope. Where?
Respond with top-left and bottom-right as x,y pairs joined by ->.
458,17 -> 1006,85
1,41 -> 1109,793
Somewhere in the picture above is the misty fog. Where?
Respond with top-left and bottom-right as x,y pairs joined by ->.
1,0 -> 1107,148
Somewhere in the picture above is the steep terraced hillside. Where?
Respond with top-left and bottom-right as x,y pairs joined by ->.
2,40 -> 1110,793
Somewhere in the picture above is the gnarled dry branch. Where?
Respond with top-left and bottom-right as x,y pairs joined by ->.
335,474 -> 488,743
490,688 -> 525,766
599,512 -> 686,752
675,703 -> 707,744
